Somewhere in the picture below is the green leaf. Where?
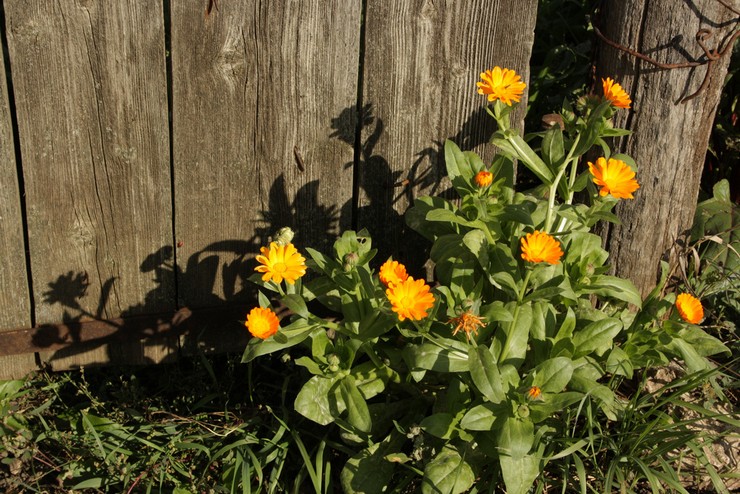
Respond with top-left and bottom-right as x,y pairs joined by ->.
460,403 -> 501,431
282,293 -> 309,318
406,196 -> 459,240
529,392 -> 584,423
541,126 -> 565,170
571,100 -> 611,157
493,130 -> 554,184
532,357 -> 574,393
498,416 -> 534,458
494,302 -> 532,366
72,478 -> 104,490
605,347 -> 634,378
405,341 -> 469,373
572,318 -> 623,357
499,454 -> 540,494
422,444 -> 476,494
341,432 -> 405,494
677,326 -> 730,357
420,413 -> 457,440
584,275 -> 643,308
357,310 -> 396,341
480,300 -> 514,322
444,139 -> 472,181
242,321 -> 319,362
351,360 -> 395,400
340,377 -> 372,433
294,375 -> 343,425
468,345 -> 506,403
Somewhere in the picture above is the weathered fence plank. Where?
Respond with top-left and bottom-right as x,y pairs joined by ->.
171,0 -> 360,314
359,0 -> 539,272
0,38 -> 35,379
5,0 -> 174,369
595,0 -> 736,295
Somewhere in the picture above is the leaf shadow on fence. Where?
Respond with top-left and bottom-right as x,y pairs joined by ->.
30,179 -> 343,369
28,102 -> 494,369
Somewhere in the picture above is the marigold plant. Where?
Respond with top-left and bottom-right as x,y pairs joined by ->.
241,67 -> 729,494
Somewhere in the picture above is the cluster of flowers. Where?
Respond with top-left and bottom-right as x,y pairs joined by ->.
244,67 -> 704,341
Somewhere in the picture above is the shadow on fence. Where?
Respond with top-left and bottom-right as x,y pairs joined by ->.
18,101 -> 495,370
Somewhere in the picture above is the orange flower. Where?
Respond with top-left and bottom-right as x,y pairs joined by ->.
676,293 -> 704,324
521,230 -> 563,265
588,157 -> 640,199
245,307 -> 280,339
474,170 -> 493,187
386,277 -> 435,321
449,311 -> 486,339
255,242 -> 307,285
477,67 -> 527,106
527,386 -> 542,400
379,259 -> 409,287
602,77 -> 631,109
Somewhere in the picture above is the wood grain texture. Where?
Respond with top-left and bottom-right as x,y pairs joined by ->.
0,18 -> 37,378
5,0 -> 174,369
171,0 -> 360,308
360,0 -> 538,272
595,0 -> 736,295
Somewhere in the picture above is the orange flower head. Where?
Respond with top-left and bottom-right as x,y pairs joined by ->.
255,242 -> 307,285
588,157 -> 640,199
449,311 -> 486,339
602,77 -> 631,109
477,67 -> 527,106
527,386 -> 542,400
386,277 -> 435,321
521,230 -> 564,265
246,307 -> 280,339
474,170 -> 493,188
676,293 -> 704,324
379,259 -> 409,287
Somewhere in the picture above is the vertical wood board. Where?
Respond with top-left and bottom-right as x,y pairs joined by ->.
360,0 -> 538,271
0,11 -> 41,378
596,0 -> 736,294
172,0 -> 360,309
5,0 -> 174,369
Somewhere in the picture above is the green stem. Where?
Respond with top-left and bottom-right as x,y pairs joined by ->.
545,133 -> 582,233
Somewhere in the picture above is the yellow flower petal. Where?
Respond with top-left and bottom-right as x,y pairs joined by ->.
474,170 -> 493,187
521,230 -> 564,265
588,157 -> 640,199
602,77 -> 631,109
386,277 -> 435,321
676,293 -> 703,324
254,242 -> 307,285
379,259 -> 409,287
246,307 -> 280,339
477,67 -> 526,106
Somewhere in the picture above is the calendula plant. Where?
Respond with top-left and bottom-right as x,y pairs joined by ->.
242,68 -> 730,494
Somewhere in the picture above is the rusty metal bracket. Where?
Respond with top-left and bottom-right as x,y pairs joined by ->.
594,1 -> 739,103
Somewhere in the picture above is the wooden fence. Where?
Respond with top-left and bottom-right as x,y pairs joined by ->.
0,0 -> 538,379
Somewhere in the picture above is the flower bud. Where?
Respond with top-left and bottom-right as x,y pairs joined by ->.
273,227 -> 295,246
517,404 -> 530,418
343,252 -> 360,271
